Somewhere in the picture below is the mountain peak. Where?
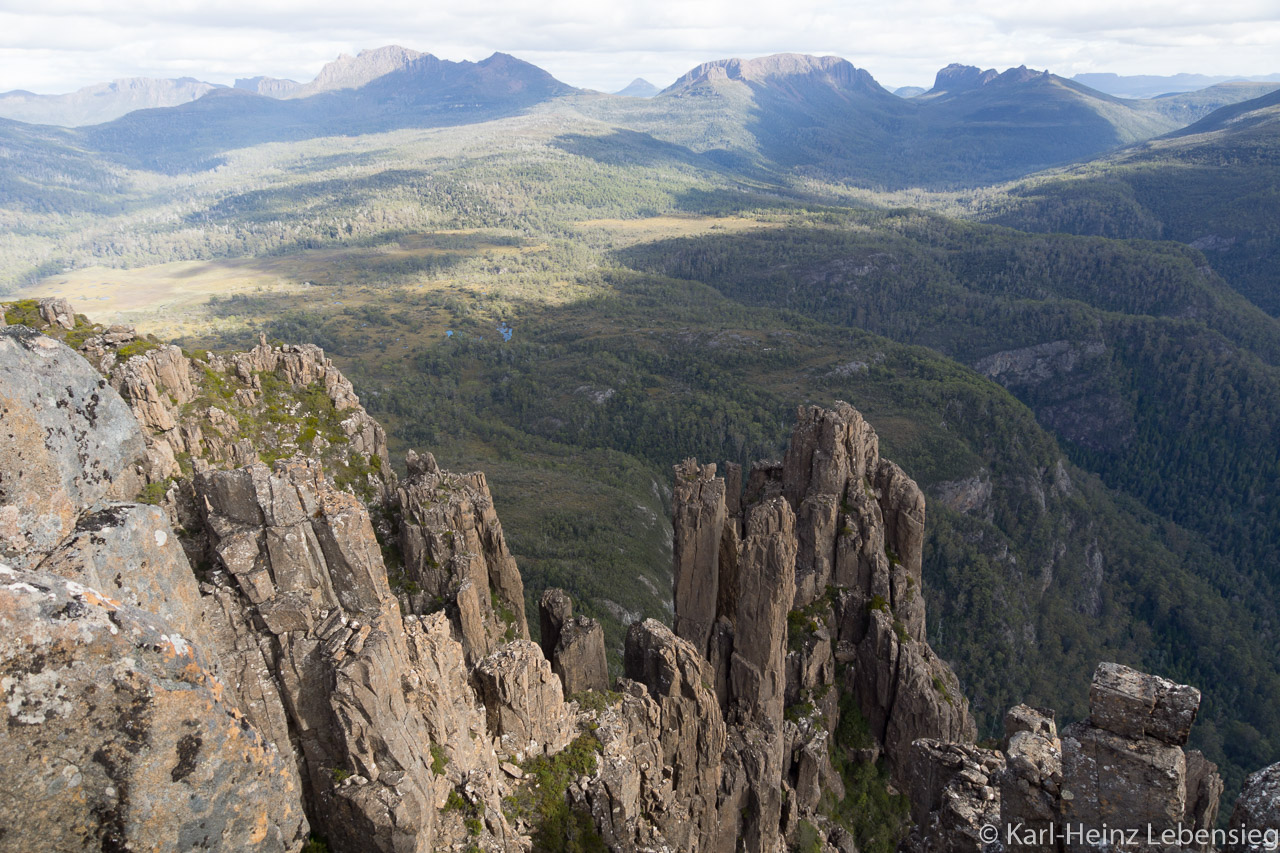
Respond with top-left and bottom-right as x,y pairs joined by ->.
615,78 -> 659,98
664,53 -> 883,96
928,63 -> 1050,96
289,45 -> 425,98
930,63 -> 999,93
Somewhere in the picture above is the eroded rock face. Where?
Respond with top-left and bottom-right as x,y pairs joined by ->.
474,640 -> 574,759
906,662 -> 1227,853
38,297 -> 76,330
998,705 -> 1061,850
1057,663 -> 1212,849
576,618 -> 726,852
1088,660 -> 1200,746
669,402 -> 975,851
1226,762 -> 1280,853
0,315 -> 551,853
0,327 -> 145,566
396,451 -> 529,662
673,403 -> 973,792
539,586 -> 574,660
553,615 -> 609,696
194,458 -> 521,852
900,739 -> 1003,853
673,459 -> 727,657
0,566 -> 308,853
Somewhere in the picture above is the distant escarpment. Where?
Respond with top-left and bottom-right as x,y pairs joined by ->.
0,298 -> 1271,852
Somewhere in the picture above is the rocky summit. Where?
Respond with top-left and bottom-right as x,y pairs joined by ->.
0,299 -> 1275,852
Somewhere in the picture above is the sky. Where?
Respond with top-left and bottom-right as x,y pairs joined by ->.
2,0 -> 1279,95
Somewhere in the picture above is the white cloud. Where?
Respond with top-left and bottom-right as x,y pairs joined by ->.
1,0 -> 1277,94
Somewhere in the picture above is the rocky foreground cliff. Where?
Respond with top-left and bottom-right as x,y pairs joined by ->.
1,298 -> 1276,852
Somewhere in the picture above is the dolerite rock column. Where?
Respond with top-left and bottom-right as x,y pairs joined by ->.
396,450 -> 529,663
575,618 -> 726,853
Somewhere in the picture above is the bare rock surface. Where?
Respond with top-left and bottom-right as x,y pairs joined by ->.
35,502 -> 224,675
668,402 -> 975,851
1089,661 -> 1201,746
1225,762 -> 1280,852
900,739 -> 1003,853
998,705 -> 1061,850
195,457 -> 521,851
474,640 -> 574,759
0,565 -> 308,853
396,451 -> 529,660
553,614 -> 609,695
577,618 -> 725,852
539,586 -> 573,660
0,327 -> 145,566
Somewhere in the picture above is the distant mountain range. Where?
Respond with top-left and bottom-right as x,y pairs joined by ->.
0,77 -> 223,127
574,55 -> 1277,187
4,47 -> 1278,133
1073,72 -> 1280,99
3,47 -> 1279,189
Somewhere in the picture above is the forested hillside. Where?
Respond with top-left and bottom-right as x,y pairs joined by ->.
987,87 -> 1280,314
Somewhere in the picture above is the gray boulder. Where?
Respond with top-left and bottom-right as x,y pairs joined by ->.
0,327 -> 145,567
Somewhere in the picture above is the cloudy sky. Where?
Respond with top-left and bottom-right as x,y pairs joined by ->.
2,0 -> 1279,95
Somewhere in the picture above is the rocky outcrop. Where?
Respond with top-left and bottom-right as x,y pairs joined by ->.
395,449 -> 528,661
0,565 -> 308,852
574,618 -> 726,852
998,705 -> 1061,851
1059,663 -> 1206,846
38,296 -> 76,329
474,640 -> 575,759
192,457 -> 530,851
556,621 -> 610,696
669,402 -> 975,851
536,587 -> 609,695
672,459 -> 727,657
904,662 -> 1227,853
105,333 -> 394,493
900,739 -> 1003,853
1226,762 -> 1280,852
0,327 -> 145,567
673,404 -> 973,775
539,587 -> 574,659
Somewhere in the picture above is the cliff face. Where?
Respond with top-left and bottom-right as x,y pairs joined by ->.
0,300 -> 1269,853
